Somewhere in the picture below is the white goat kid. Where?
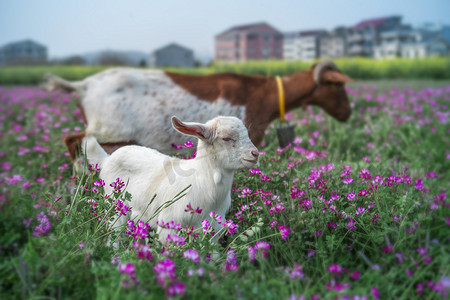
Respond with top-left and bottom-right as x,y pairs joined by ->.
83,115 -> 259,242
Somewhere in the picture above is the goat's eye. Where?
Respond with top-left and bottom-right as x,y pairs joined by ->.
222,137 -> 233,142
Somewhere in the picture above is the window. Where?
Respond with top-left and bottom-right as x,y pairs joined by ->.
248,34 -> 257,41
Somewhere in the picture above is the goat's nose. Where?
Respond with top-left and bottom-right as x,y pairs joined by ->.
251,150 -> 259,159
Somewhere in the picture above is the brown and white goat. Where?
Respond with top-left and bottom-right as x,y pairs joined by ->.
43,61 -> 353,159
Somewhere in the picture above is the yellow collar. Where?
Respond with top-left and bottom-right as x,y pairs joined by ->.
275,76 -> 286,123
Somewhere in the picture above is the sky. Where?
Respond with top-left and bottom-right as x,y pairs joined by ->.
1,0 -> 449,61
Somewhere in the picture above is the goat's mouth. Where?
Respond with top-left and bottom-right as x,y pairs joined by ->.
242,158 -> 258,165
336,111 -> 351,122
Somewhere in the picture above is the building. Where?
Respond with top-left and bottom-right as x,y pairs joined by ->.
373,26 -> 415,59
347,16 -> 402,57
0,39 -> 47,66
283,30 -> 326,61
401,36 -> 450,58
215,22 -> 283,62
319,27 -> 348,59
150,43 -> 194,67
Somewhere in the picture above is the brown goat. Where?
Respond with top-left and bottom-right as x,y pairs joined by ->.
43,61 -> 353,160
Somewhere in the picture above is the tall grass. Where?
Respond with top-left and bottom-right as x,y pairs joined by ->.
0,57 -> 450,85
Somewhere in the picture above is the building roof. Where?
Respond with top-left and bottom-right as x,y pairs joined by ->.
354,16 -> 401,29
285,30 -> 326,38
0,39 -> 47,50
216,22 -> 281,37
153,43 -> 193,54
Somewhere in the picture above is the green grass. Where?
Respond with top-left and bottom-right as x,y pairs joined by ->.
0,80 -> 449,299
1,57 -> 450,85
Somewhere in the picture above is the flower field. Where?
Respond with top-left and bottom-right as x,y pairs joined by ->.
0,81 -> 449,299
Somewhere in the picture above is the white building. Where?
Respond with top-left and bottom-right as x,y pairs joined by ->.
401,37 -> 450,58
284,30 -> 326,61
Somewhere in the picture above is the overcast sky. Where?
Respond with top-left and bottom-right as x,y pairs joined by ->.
1,0 -> 449,60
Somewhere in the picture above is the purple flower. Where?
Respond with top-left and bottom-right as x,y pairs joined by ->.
166,234 -> 186,245
343,177 -> 353,184
126,220 -> 150,240
23,218 -> 32,228
110,177 -> 125,192
285,263 -> 304,279
371,286 -> 380,299
248,245 -> 256,262
327,264 -> 345,276
185,203 -> 202,214
279,225 -> 290,240
355,206 -> 366,215
224,249 -> 238,271
251,241 -> 270,260
153,258 -> 177,289
359,168 -> 371,179
326,279 -> 349,291
250,168 -> 261,175
221,219 -> 238,235
209,211 -> 222,222
183,140 -> 193,148
132,242 -> 153,261
347,219 -> 357,231
167,283 -> 186,297
156,220 -> 182,231
350,270 -> 360,280
119,263 -> 139,286
346,192 -> 356,201
201,219 -> 213,234
33,212 -> 51,236
183,249 -> 200,264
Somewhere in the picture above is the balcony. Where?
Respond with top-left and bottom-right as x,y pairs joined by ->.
347,45 -> 364,55
347,33 -> 363,43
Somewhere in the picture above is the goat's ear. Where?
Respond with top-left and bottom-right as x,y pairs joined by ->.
322,70 -> 354,83
171,116 -> 212,142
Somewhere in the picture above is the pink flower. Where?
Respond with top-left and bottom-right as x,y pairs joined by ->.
183,249 -> 200,264
167,283 -> 186,297
166,234 -> 186,245
119,263 -> 139,286
346,192 -> 356,201
224,249 -> 238,271
371,286 -> 380,299
153,258 -> 177,289
327,264 -> 345,276
359,168 -> 371,179
343,177 -> 353,184
185,203 -> 202,214
278,225 -> 290,240
285,263 -> 304,279
209,211 -> 222,222
183,140 -> 193,148
201,219 -> 213,234
221,219 -> 238,235
132,242 -> 153,261
350,270 -> 360,280
248,245 -> 256,262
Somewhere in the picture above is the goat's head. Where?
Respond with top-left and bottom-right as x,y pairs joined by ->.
171,116 -> 259,169
307,61 -> 354,122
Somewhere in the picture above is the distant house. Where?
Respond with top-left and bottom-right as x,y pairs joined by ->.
283,30 -> 326,61
319,27 -> 348,59
401,36 -> 450,58
150,43 -> 194,67
0,39 -> 47,66
347,16 -> 402,57
373,26 -> 415,59
215,22 -> 283,62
